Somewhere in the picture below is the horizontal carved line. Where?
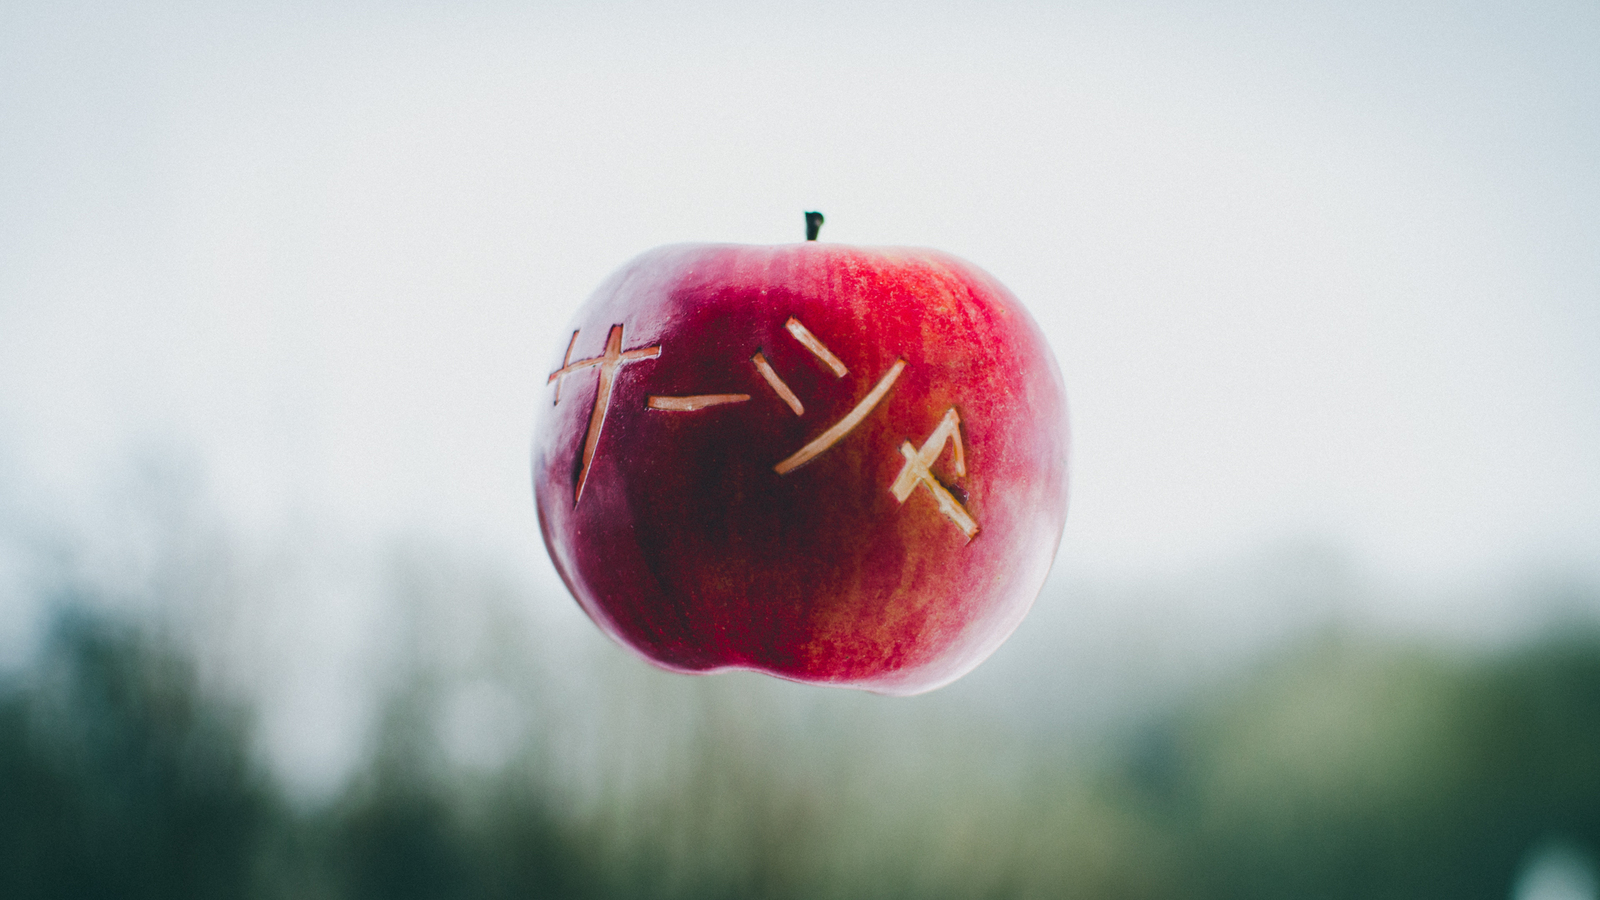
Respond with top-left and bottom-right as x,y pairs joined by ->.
646,394 -> 751,411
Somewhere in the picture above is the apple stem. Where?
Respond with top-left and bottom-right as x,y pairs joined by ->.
805,211 -> 824,241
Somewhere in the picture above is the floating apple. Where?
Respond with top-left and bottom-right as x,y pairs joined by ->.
533,215 -> 1069,694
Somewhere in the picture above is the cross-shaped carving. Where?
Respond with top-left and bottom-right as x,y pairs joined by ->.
547,324 -> 661,505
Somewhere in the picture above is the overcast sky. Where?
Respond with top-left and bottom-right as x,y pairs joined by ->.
3,0 -> 1598,602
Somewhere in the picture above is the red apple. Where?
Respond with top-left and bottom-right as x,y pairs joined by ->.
534,228 -> 1068,695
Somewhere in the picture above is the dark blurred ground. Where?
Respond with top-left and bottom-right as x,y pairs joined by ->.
2,583 -> 1597,899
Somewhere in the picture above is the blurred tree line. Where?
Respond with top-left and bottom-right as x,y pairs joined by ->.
1,596 -> 1596,899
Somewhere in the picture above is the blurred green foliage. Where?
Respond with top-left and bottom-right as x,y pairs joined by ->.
1114,634 -> 1600,900
0,609 -> 271,899
1,604 -> 1596,899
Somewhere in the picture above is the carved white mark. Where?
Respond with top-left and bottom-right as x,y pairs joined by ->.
752,352 -> 805,416
548,330 -> 582,404
773,359 -> 906,475
891,407 -> 978,540
546,325 -> 661,505
647,394 -> 751,411
785,317 -> 848,377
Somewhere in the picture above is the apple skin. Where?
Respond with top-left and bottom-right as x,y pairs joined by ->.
533,241 -> 1068,695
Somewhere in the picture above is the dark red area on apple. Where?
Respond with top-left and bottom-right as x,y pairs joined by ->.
534,242 -> 1069,695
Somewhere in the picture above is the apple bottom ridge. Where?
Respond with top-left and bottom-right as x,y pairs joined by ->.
571,545 -> 1054,698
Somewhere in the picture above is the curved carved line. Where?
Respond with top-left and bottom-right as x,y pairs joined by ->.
773,359 -> 906,475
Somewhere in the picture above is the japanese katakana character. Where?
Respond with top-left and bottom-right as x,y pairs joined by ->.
891,407 -> 978,540
546,324 -> 661,505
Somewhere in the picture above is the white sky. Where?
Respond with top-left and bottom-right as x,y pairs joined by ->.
3,0 -> 1598,598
